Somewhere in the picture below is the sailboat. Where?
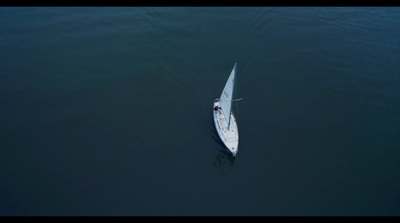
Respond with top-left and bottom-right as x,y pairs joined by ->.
213,63 -> 240,156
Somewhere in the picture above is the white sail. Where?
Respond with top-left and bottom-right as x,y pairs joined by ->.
219,63 -> 236,129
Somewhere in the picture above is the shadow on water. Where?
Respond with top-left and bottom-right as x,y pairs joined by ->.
213,148 -> 236,168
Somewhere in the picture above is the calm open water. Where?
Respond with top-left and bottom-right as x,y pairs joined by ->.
0,7 -> 399,216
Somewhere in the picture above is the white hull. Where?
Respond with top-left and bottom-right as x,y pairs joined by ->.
213,99 -> 239,156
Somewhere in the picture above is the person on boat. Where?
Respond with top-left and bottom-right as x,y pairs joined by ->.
214,106 -> 220,111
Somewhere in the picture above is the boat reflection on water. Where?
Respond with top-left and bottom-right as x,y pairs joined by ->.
212,134 -> 236,168
213,150 -> 235,168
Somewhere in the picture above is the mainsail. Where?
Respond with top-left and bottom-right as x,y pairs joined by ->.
219,63 -> 236,129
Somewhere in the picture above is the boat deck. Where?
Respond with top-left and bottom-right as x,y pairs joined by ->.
213,101 -> 239,155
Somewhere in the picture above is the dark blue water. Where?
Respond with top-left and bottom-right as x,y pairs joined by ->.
0,7 -> 399,216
